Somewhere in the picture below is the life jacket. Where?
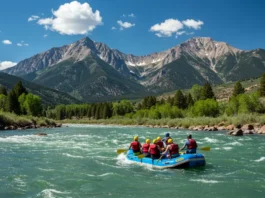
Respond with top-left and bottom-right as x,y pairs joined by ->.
142,143 -> 150,153
169,143 -> 179,155
131,141 -> 140,151
149,144 -> 159,155
157,141 -> 164,148
188,139 -> 197,149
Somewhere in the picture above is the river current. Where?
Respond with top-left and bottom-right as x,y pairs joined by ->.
0,124 -> 265,198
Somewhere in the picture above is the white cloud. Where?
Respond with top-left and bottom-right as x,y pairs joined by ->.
44,34 -> 48,38
182,19 -> 204,30
37,1 -> 102,35
111,27 -> 117,30
150,19 -> 184,37
117,20 -> 135,30
17,41 -> 29,47
28,15 -> 40,22
2,40 -> 12,45
176,31 -> 186,35
0,61 -> 17,70
17,43 -> 22,47
128,13 -> 135,17
24,43 -> 29,46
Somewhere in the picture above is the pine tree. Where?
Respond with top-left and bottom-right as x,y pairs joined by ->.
186,93 -> 194,107
0,86 -> 7,95
6,90 -> 20,114
174,90 -> 187,109
13,81 -> 28,98
260,73 -> 265,96
201,82 -> 215,100
232,81 -> 245,97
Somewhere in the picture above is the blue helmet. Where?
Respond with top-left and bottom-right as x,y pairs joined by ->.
165,133 -> 170,137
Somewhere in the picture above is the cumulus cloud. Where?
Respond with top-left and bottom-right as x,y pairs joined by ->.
17,43 -> 22,47
117,20 -> 135,30
37,1 -> 102,35
182,19 -> 204,29
44,34 -> 48,38
150,19 -> 183,37
28,15 -> 40,22
111,27 -> 117,30
176,31 -> 186,35
2,40 -> 12,45
17,41 -> 29,47
0,61 -> 17,70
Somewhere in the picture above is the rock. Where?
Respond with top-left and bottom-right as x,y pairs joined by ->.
193,126 -> 204,131
228,129 -> 243,136
226,125 -> 235,131
56,123 -> 62,127
241,124 -> 254,131
35,133 -> 48,136
217,126 -> 226,131
258,125 -> 265,134
243,130 -> 255,134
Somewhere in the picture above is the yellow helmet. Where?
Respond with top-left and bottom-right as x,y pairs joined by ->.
134,136 -> 138,141
157,136 -> 161,141
153,139 -> 157,144
146,139 -> 150,144
168,138 -> 173,144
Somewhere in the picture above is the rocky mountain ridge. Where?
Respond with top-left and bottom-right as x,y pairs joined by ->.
4,37 -> 265,101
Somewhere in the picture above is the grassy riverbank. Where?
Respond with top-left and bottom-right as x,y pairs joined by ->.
0,112 -> 60,130
60,114 -> 265,129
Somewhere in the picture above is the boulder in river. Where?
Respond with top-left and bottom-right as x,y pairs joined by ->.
35,133 -> 48,136
228,129 -> 243,136
257,125 -> 265,134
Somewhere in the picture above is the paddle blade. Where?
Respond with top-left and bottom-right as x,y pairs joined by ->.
199,146 -> 210,151
137,154 -> 145,159
116,149 -> 128,154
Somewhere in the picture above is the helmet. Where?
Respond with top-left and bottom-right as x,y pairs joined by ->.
165,133 -> 170,137
146,139 -> 150,144
153,139 -> 157,144
168,138 -> 173,144
157,136 -> 161,141
134,136 -> 138,141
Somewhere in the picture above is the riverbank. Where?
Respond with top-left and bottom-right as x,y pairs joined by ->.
61,114 -> 265,134
0,112 -> 61,130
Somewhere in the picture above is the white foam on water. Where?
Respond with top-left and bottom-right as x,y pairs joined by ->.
116,153 -> 134,166
86,172 -> 115,177
38,168 -> 55,172
225,141 -> 243,146
14,177 -> 27,188
0,135 -> 38,144
254,157 -> 265,162
203,137 -> 219,143
190,179 -> 221,184
62,153 -> 84,159
37,189 -> 69,198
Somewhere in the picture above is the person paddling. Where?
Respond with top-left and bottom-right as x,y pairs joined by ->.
148,139 -> 161,159
162,138 -> 179,158
129,136 -> 142,155
142,139 -> 151,157
162,133 -> 172,146
180,134 -> 197,154
156,136 -> 165,151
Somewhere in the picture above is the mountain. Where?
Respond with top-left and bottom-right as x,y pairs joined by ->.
0,72 -> 80,105
4,37 -> 265,101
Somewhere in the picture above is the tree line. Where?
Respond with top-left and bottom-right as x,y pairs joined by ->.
0,81 -> 42,116
46,75 -> 265,120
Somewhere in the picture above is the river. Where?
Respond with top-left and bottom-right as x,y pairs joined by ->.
0,124 -> 264,198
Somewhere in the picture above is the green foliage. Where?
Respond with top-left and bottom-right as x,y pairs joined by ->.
232,81 -> 245,97
113,100 -> 134,116
23,93 -> 42,116
6,89 -> 20,114
190,84 -> 203,101
0,86 -> 7,95
200,82 -> 215,100
260,73 -> 265,96
191,99 -> 219,117
0,94 -> 7,111
186,93 -> 194,107
13,81 -> 28,98
140,96 -> 157,109
173,90 -> 187,109
226,92 -> 264,115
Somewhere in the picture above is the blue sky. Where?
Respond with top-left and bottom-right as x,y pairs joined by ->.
0,0 -> 265,69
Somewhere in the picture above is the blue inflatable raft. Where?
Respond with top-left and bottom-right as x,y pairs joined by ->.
126,150 -> 206,169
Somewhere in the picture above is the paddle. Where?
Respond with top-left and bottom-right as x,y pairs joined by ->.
137,154 -> 145,159
116,149 -> 128,154
156,155 -> 163,164
198,146 -> 210,151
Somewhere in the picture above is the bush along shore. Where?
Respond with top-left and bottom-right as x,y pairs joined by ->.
61,114 -> 265,136
0,112 -> 61,130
